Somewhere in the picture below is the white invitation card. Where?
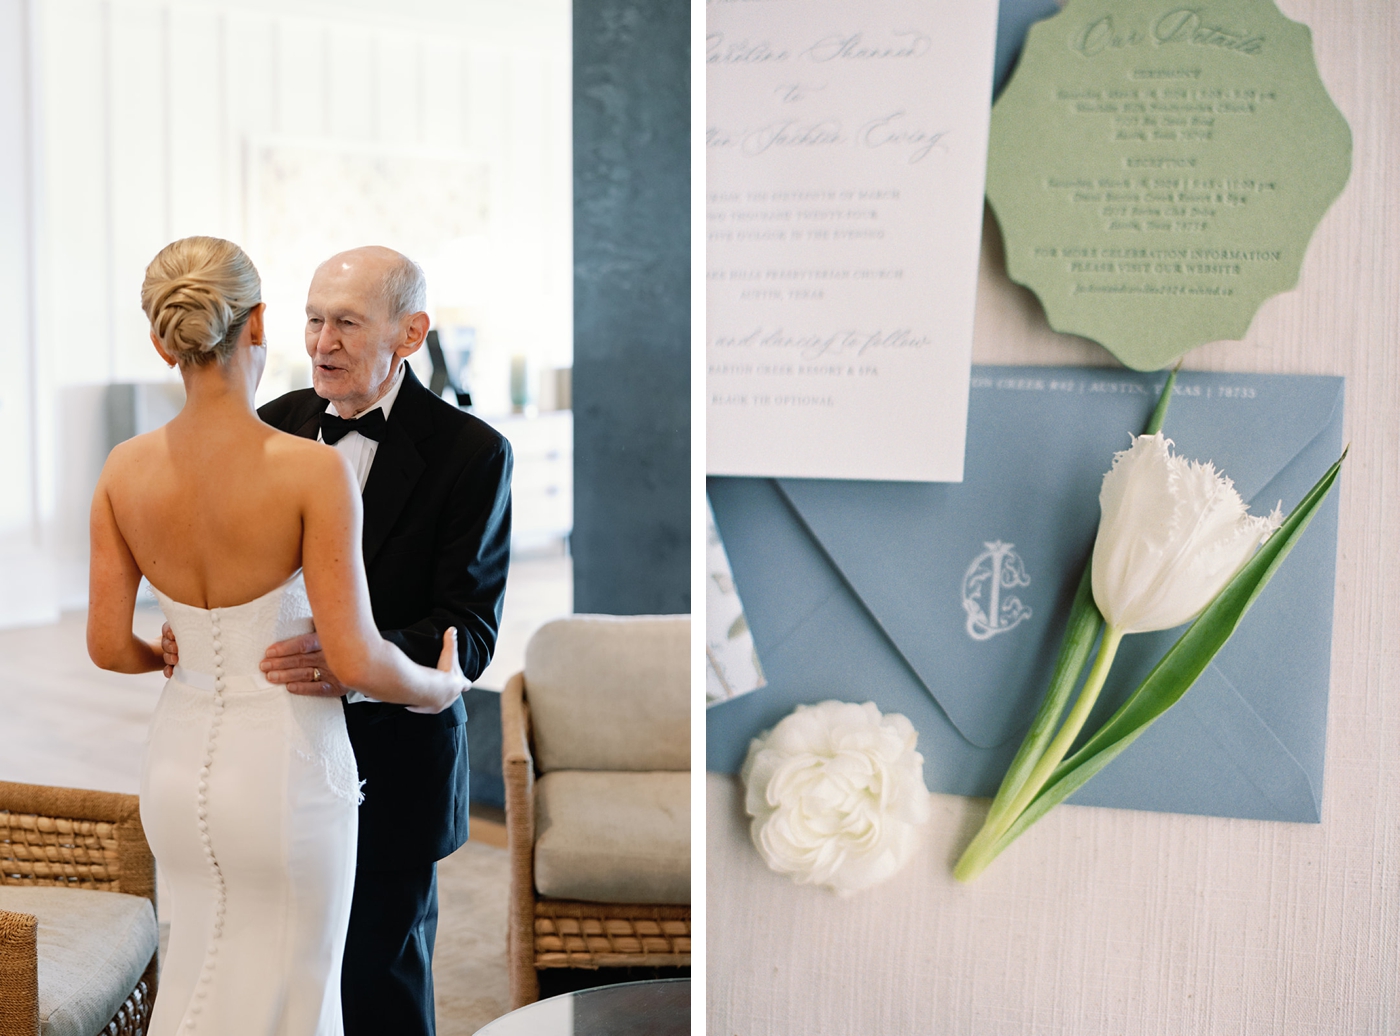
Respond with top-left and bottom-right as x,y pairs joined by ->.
707,0 -> 1000,481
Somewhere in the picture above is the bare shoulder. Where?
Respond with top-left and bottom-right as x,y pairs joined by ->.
96,427 -> 166,483
265,430 -> 357,496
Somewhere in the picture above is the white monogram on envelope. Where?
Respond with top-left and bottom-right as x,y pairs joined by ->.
961,541 -> 1032,641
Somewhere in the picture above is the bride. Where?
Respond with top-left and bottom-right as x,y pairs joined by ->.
86,236 -> 465,1035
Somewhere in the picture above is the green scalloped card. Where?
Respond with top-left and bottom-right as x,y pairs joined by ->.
987,0 -> 1351,370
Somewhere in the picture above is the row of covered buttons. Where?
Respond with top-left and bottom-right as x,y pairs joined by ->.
186,607 -> 227,1029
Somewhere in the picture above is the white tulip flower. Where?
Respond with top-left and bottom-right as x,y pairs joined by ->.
1091,433 -> 1283,635
741,701 -> 930,896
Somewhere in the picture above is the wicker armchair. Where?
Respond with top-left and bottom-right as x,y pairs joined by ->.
0,781 -> 158,1036
502,615 -> 690,1008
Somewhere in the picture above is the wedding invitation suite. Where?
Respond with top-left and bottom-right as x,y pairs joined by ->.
706,0 -> 1000,482
987,0 -> 1351,370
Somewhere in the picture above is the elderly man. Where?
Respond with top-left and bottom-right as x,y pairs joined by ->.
169,246 -> 511,1034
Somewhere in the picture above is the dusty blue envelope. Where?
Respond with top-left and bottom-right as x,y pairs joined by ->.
707,366 -> 1344,823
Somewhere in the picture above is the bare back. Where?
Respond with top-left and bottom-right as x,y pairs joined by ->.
88,393 -> 459,710
98,407 -> 347,609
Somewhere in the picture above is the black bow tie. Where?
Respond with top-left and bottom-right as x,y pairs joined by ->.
320,408 -> 387,445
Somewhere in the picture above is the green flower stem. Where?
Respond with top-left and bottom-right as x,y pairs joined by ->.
952,819 -> 998,882
976,565 -> 1102,836
1000,624 -> 1123,824
955,626 -> 1125,882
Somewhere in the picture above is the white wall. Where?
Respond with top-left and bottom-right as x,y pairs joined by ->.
0,0 -> 55,626
3,0 -> 572,618
0,0 -> 36,542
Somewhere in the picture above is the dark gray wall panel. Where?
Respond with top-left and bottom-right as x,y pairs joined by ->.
571,0 -> 690,616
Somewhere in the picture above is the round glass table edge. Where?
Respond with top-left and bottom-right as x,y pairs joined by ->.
472,977 -> 691,1036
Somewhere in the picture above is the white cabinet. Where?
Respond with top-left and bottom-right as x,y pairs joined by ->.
480,410 -> 572,553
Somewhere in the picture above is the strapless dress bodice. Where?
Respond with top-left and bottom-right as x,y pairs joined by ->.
148,567 -> 359,807
152,570 -> 313,692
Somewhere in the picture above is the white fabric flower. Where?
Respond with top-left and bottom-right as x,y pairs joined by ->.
1092,432 -> 1282,634
741,700 -> 930,896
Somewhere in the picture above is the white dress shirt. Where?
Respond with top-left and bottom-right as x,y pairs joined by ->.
321,362 -> 407,703
319,361 -> 407,491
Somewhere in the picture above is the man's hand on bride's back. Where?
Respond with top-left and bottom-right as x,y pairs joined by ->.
160,622 -> 178,678
160,625 -> 348,696
261,633 -> 345,698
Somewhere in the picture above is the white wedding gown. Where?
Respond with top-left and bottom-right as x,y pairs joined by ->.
141,570 -> 361,1036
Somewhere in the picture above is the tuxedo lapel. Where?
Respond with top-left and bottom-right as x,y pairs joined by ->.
291,405 -> 321,441
361,367 -> 432,566
260,389 -> 325,441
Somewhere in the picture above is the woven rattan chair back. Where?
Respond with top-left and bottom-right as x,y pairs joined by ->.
0,782 -> 157,1036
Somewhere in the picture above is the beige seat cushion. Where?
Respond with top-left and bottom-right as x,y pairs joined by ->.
525,614 -> 689,772
534,771 -> 690,905
0,885 -> 157,1036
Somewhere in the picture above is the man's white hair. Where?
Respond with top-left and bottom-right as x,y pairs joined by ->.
381,253 -> 427,318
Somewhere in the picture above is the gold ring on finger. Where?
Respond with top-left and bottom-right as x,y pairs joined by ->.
312,667 -> 321,682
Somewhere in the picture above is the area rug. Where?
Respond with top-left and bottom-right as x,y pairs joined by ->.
435,838 -> 512,1034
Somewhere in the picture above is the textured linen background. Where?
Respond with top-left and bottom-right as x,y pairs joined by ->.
705,2 -> 1400,1032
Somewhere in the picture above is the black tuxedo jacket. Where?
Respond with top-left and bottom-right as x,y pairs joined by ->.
258,365 -> 512,867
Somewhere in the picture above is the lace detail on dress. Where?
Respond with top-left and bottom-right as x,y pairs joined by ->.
270,575 -> 364,805
287,697 -> 365,805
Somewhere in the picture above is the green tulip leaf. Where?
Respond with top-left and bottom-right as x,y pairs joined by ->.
978,564 -> 1101,832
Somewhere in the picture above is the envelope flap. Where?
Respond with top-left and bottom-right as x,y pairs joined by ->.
776,477 -> 1094,748
1184,664 -> 1320,819
1065,662 -> 1320,821
1160,375 -> 1343,507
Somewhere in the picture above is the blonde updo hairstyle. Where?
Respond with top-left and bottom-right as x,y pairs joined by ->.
140,236 -> 262,367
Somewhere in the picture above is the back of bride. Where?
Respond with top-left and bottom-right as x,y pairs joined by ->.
87,237 -> 465,1036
